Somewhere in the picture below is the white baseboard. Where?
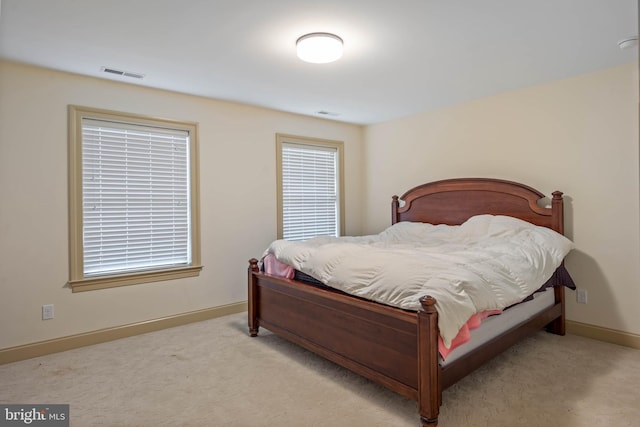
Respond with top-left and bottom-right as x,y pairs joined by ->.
0,302 -> 247,365
566,320 -> 640,349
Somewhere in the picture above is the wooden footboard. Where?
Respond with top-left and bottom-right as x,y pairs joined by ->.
248,260 -> 445,425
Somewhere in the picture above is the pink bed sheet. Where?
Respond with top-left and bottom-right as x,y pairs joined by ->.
263,253 -> 295,279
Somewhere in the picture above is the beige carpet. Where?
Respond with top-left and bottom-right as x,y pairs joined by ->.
1,312 -> 639,427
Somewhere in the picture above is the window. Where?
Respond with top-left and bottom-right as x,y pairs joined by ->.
276,134 -> 344,241
68,106 -> 201,292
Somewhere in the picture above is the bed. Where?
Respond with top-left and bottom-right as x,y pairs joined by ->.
247,178 -> 574,426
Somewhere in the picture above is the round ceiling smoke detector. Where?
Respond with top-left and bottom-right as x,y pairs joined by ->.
617,36 -> 638,50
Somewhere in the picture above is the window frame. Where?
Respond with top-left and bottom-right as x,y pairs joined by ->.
68,105 -> 202,292
276,133 -> 345,240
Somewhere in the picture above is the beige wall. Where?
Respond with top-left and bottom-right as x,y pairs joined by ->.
0,60 -> 364,349
363,63 -> 640,336
2,59 -> 638,350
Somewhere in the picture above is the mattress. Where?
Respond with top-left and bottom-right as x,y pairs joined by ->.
440,287 -> 556,366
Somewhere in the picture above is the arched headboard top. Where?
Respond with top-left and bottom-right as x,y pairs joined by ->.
392,178 -> 564,234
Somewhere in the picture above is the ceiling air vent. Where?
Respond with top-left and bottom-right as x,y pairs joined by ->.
101,67 -> 145,79
316,110 -> 340,117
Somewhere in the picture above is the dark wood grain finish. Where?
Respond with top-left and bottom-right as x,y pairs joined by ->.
249,178 -> 567,427
392,178 -> 561,232
418,296 -> 440,426
248,258 -> 260,337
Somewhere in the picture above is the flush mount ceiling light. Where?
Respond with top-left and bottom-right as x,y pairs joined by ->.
296,32 -> 343,64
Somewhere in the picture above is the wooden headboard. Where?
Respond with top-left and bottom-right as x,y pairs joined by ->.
392,178 -> 564,235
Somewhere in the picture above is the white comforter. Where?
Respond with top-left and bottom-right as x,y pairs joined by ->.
265,215 -> 574,348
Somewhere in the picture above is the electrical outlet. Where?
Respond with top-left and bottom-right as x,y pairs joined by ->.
42,304 -> 54,320
576,289 -> 588,304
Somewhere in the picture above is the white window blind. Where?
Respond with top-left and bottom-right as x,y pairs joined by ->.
81,118 -> 192,276
281,142 -> 339,241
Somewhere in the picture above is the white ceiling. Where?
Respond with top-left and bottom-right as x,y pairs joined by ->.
0,0 -> 637,125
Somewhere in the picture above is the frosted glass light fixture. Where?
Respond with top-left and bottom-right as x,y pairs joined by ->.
296,33 -> 343,64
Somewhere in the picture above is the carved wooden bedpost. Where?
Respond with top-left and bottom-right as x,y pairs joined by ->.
391,195 -> 400,224
248,258 -> 260,337
418,296 -> 440,426
549,191 -> 566,336
551,191 -> 564,236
